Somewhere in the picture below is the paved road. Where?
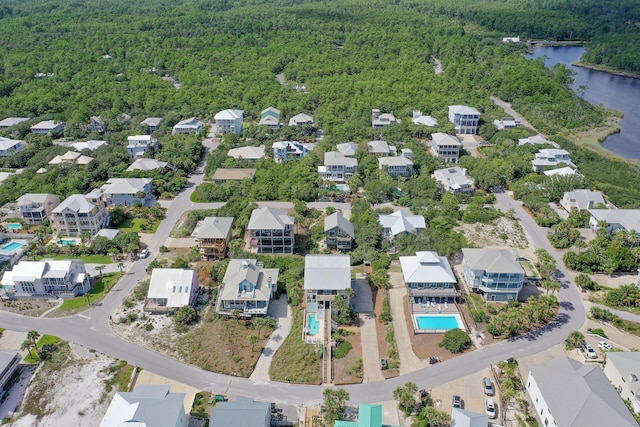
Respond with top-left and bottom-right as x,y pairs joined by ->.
591,302 -> 640,323
0,161 -> 587,406
490,96 -> 537,132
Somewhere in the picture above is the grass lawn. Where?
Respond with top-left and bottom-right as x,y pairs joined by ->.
24,335 -> 61,363
35,254 -> 112,264
58,272 -> 122,312
118,217 -> 160,233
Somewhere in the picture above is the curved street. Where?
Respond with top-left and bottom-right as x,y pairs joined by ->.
0,156 -> 587,406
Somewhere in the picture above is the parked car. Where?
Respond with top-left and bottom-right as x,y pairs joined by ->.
583,343 -> 597,359
138,248 -> 149,259
452,395 -> 462,409
380,359 -> 388,370
485,397 -> 497,419
598,341 -> 613,351
483,377 -> 494,396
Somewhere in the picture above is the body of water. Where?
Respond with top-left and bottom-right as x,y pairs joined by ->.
527,46 -> 640,160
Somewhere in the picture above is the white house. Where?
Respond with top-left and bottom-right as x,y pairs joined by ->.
258,106 -> 282,129
100,384 -> 187,427
288,113 -> 314,127
367,140 -> 391,157
216,259 -> 279,317
588,209 -> 640,237
378,210 -> 426,238
448,105 -> 480,135
324,212 -> 355,251
543,166 -> 581,177
51,193 -> 109,237
272,141 -> 310,163
561,190 -> 606,213
531,149 -> 575,172
304,254 -> 351,308
0,137 -> 26,157
502,37 -> 520,43
318,152 -> 357,183
70,140 -> 107,151
378,157 -> 413,178
140,117 -> 162,133
0,350 -> 20,392
16,193 -> 61,224
209,397 -> 271,427
411,110 -> 438,127
604,352 -> 640,414
144,268 -> 199,313
336,142 -> 358,157
527,357 -> 637,427
493,117 -> 518,130
371,109 -> 400,128
214,109 -> 243,135
451,408 -> 488,427
227,145 -> 265,161
48,151 -> 94,166
127,135 -> 158,159
399,251 -> 458,303
100,178 -> 153,206
126,158 -> 174,172
518,134 -> 558,147
430,133 -> 462,163
432,166 -> 474,194
247,207 -> 294,254
172,117 -> 203,135
30,120 -> 65,136
461,248 -> 524,302
88,116 -> 106,134
0,117 -> 29,130
0,259 -> 91,299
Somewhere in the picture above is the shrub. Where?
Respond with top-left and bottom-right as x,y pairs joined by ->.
439,329 -> 472,353
173,306 -> 198,326
472,310 -> 489,323
334,341 -> 352,359
591,307 -> 618,322
591,328 -> 606,338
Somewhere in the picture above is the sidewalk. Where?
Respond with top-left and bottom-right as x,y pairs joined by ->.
387,271 -> 427,375
352,276 -> 384,383
250,297 -> 292,383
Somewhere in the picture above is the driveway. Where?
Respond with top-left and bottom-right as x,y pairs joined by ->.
351,276 -> 384,383
250,297 -> 292,383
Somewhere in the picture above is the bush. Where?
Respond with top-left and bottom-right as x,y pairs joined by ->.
591,307 -> 618,322
173,306 -> 198,326
590,328 -> 606,338
334,340 -> 352,359
472,310 -> 489,323
439,329 -> 472,353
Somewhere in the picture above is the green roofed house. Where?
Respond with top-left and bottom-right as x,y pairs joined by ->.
334,403 -> 400,427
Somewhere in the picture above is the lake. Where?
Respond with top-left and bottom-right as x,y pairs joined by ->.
527,46 -> 640,160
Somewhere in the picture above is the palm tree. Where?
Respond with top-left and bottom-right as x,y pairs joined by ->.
248,334 -> 259,351
117,262 -> 125,273
95,265 -> 107,278
21,339 -> 35,360
232,309 -> 241,324
27,330 -> 40,350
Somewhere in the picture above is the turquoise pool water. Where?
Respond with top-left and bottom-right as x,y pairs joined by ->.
57,239 -> 77,246
0,241 -> 24,253
415,315 -> 460,331
307,313 -> 320,336
5,223 -> 22,230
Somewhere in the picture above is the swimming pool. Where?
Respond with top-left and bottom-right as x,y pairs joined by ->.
0,241 -> 24,254
57,239 -> 77,246
414,314 -> 464,332
5,223 -> 22,230
334,184 -> 349,192
307,313 -> 320,336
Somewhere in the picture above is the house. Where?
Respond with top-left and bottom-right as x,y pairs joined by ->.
126,158 -> 175,172
367,140 -> 391,157
371,109 -> 400,128
127,135 -> 158,159
378,210 -> 426,238
518,134 -> 557,147
318,152 -> 358,183
211,168 -> 256,184
100,384 -> 187,427
324,212 -> 355,251
288,113 -> 314,127
209,397 -> 271,427
140,117 -> 162,133
448,105 -> 480,135
117,113 -> 131,124
432,166 -> 474,194
272,141 -> 310,163
0,137 -> 26,157
92,228 -> 120,241
531,149 -> 575,172
48,151 -> 94,166
493,117 -> 518,130
100,178 -> 153,206
461,248 -> 525,302
411,110 -> 438,127
70,140 -> 107,151
258,106 -> 282,129
502,37 -> 521,43
378,157 -> 413,178
30,120 -> 65,136
0,350 -> 20,391
0,259 -> 91,299
0,117 -> 29,130
144,268 -> 199,313
527,357 -> 637,427
337,141 -> 358,157
216,259 -> 278,317
604,352 -> 640,414
195,217 -> 233,260
399,251 -> 458,303
430,132 -> 462,163
450,408 -> 488,427
214,109 -> 243,135
543,166 -> 581,177
401,148 -> 413,160
16,193 -> 61,224
172,117 -> 203,135
51,193 -> 109,236
227,145 -> 265,161
334,403 -> 401,427
588,209 -> 640,236
304,254 -> 351,308
247,207 -> 294,254
88,116 -> 106,133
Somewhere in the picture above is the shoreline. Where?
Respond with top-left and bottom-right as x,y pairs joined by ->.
573,61 -> 640,80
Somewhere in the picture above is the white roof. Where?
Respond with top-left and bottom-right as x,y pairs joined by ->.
589,209 -> 640,231
538,148 -> 570,157
101,178 -> 151,195
449,105 -> 480,115
431,132 -> 462,147
93,229 -> 120,240
378,210 -> 426,236
31,120 -> 63,130
412,115 -> 438,126
174,117 -> 202,127
127,135 -> 153,143
53,194 -> 99,214
324,152 -> 357,167
71,140 -> 106,151
0,117 -> 29,127
215,109 -> 243,120
288,113 -> 314,126
126,159 -> 170,172
3,260 -> 84,284
48,151 -> 94,165
227,145 -> 265,160
148,269 -> 196,308
433,167 -> 473,189
0,137 -> 25,150
196,217 -> 233,239
324,212 -> 355,238
16,193 -> 59,206
140,117 -> 162,126
220,259 -> 278,303
336,142 -> 358,156
100,384 -> 186,427
543,167 -> 580,177
378,157 -> 413,168
451,408 -> 488,427
518,134 -> 551,145
562,190 -> 605,211
399,251 -> 456,284
248,207 -> 293,231
462,248 -> 523,274
304,254 -> 351,291
367,140 -> 390,154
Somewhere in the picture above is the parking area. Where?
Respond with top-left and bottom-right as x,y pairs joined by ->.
429,367 -> 498,416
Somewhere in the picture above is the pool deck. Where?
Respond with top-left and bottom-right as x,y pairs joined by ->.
409,298 -> 459,316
